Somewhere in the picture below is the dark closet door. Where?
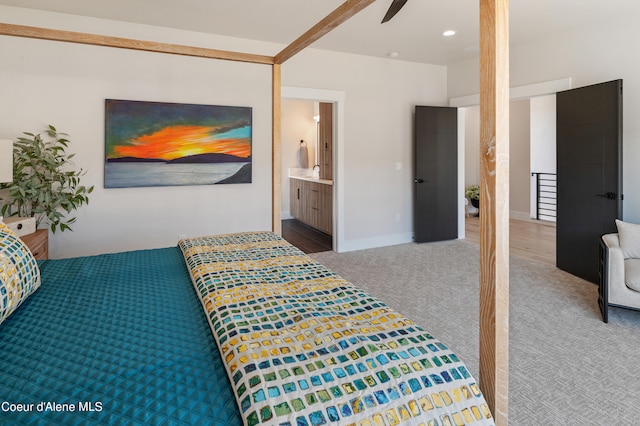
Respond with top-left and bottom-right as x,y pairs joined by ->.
414,106 -> 458,243
557,80 -> 622,283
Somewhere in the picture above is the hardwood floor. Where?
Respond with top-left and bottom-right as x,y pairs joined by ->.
465,216 -> 556,265
281,219 -> 333,254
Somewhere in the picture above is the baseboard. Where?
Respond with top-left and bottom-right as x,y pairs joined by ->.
281,211 -> 293,220
338,232 -> 413,253
510,211 -> 533,221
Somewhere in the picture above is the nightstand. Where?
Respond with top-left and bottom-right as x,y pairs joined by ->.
21,229 -> 49,260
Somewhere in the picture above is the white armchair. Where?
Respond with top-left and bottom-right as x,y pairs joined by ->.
599,220 -> 640,322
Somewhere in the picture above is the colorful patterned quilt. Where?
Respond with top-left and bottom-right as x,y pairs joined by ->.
179,232 -> 494,426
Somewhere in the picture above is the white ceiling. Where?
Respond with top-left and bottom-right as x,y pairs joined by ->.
1,0 -> 639,65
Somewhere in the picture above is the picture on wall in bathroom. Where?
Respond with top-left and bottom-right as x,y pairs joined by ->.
104,99 -> 252,188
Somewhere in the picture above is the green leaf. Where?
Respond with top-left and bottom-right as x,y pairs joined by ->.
2,125 -> 92,233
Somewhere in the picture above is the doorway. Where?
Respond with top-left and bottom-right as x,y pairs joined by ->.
452,79 -> 572,250
280,86 -> 345,252
455,78 -> 622,284
280,99 -> 333,253
462,99 -> 558,263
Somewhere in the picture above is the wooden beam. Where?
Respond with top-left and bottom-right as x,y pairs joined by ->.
272,64 -> 282,235
274,0 -> 375,64
0,23 -> 274,65
479,0 -> 509,424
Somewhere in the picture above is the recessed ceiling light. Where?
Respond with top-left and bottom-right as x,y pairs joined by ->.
387,51 -> 399,58
443,30 -> 456,37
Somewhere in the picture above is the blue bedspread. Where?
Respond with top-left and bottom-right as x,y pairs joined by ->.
0,247 -> 241,425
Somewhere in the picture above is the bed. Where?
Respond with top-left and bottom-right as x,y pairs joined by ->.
1,222 -> 494,425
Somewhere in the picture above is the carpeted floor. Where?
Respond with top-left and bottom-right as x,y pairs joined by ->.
311,239 -> 640,425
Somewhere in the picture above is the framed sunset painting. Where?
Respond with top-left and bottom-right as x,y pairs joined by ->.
104,99 -> 252,188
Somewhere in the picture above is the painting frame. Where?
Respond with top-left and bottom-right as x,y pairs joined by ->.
104,99 -> 252,188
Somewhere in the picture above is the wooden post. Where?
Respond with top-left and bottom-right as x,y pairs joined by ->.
272,64 -> 282,235
479,0 -> 509,424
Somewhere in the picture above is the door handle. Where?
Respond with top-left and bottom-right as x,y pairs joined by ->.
414,178 -> 425,184
596,192 -> 617,200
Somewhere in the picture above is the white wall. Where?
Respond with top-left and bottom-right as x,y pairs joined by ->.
530,95 -> 557,175
0,6 -> 448,257
530,95 -> 556,219
283,50 -> 448,250
449,20 -> 640,223
0,7 -> 277,258
464,105 -> 480,187
281,99 -> 316,218
509,99 -> 531,219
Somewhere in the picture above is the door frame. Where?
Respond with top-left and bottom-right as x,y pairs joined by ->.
449,77 -> 573,238
282,86 -> 345,252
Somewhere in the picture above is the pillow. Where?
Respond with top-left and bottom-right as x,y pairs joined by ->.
624,259 -> 640,292
0,220 -> 41,326
615,219 -> 640,259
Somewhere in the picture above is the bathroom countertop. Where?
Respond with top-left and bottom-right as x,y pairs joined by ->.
289,175 -> 333,185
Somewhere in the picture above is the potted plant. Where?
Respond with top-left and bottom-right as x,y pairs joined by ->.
0,125 -> 94,233
465,184 -> 480,208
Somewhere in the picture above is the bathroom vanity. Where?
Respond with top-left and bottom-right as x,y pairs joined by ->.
289,175 -> 333,236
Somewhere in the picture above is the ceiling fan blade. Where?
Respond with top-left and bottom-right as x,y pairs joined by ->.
381,0 -> 408,23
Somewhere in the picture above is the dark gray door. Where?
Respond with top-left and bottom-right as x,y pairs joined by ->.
557,80 -> 622,283
414,106 -> 458,243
